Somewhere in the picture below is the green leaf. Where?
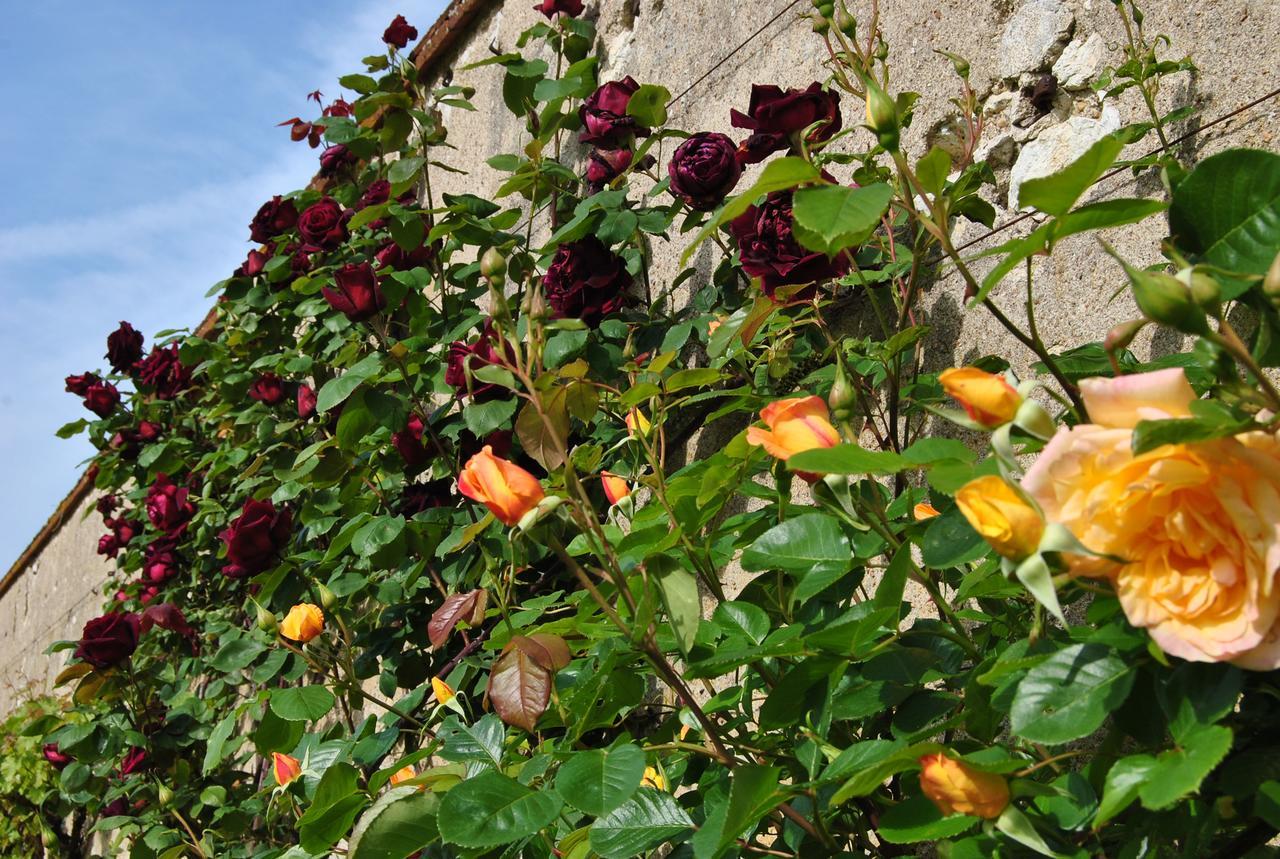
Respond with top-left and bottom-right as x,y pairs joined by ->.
1139,724 -> 1233,810
1094,755 -> 1157,827
1255,781 -> 1280,830
388,156 -> 426,185
1169,148 -> 1280,280
1157,662 -> 1242,744
786,443 -> 906,475
338,73 -> 378,94
464,396 -> 518,437
626,84 -> 671,127
1053,197 -> 1168,241
299,764 -> 366,853
1132,414 -> 1250,455
740,514 -> 852,587
271,686 -> 337,722
873,544 -> 913,625
1017,134 -> 1125,216
878,795 -> 976,844
556,745 -> 646,817
920,507 -> 988,569
349,787 -> 440,859
916,147 -> 953,197
352,515 -> 406,558
665,367 -> 722,392
316,353 -> 383,414
210,636 -> 266,673
792,183 -> 894,256
544,329 -> 589,369
716,766 -> 782,855
995,805 -> 1070,858
650,555 -> 700,655
1010,644 -> 1135,744
437,771 -> 563,849
589,788 -> 693,858
202,713 -> 239,775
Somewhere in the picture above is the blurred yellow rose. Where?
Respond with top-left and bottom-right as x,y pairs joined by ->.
746,395 -> 840,481
955,475 -> 1044,561
939,367 -> 1022,428
918,753 -> 1009,819
1024,368 -> 1280,669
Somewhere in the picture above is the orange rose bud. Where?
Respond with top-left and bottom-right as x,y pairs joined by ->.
272,752 -> 302,786
431,676 -> 456,706
279,603 -> 324,643
913,502 -> 940,521
625,409 -> 652,437
458,445 -> 545,526
601,472 -> 631,506
918,753 -> 1010,819
389,765 -> 417,787
745,396 -> 839,480
956,475 -> 1044,561
939,367 -> 1022,428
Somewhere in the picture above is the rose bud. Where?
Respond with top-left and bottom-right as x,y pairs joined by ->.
319,144 -> 357,177
731,82 -> 842,164
323,98 -> 353,118
446,322 -> 511,401
118,747 -> 148,777
533,0 -> 585,17
43,744 -> 73,770
97,494 -> 119,517
238,246 -> 271,278
145,474 -> 195,536
374,237 -> 435,271
543,236 -> 630,327
279,603 -> 325,643
730,190 -> 849,300
272,752 -> 302,786
955,475 -> 1044,561
83,382 -> 121,418
219,499 -> 293,579
745,395 -> 840,481
458,445 -> 546,526
939,367 -> 1022,428
389,765 -> 418,787
358,179 -> 392,210
913,502 -> 941,521
431,676 -> 457,706
297,197 -> 349,251
585,148 -> 634,189
65,372 -> 100,396
382,14 -> 417,48
105,322 -> 144,373
113,518 -> 140,547
249,373 -> 287,406
249,196 -> 299,244
142,539 -> 180,584
918,753 -> 1010,819
135,345 -> 193,400
601,472 -> 631,506
136,421 -> 162,443
579,77 -> 650,147
74,611 -> 142,668
393,414 -> 433,474
668,132 -> 743,211
98,533 -> 121,558
296,384 -> 317,420
323,262 -> 387,322
625,409 -> 651,437
642,766 -> 668,791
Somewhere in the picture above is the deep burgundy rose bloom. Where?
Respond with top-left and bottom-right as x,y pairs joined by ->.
145,474 -> 195,536
97,494 -> 119,517
136,345 -> 193,400
579,77 -> 649,146
374,237 -> 434,271
319,144 -> 357,177
100,798 -> 129,818
249,373 -> 286,405
585,148 -> 633,189
397,479 -> 455,517
730,82 -> 842,164
534,0 -> 585,17
65,372 -> 100,396
297,384 -> 317,420
75,612 -> 141,668
138,585 -> 160,605
136,421 -> 162,443
118,747 -> 148,777
113,518 -> 140,547
323,262 -> 386,322
383,14 -> 417,48
83,382 -> 121,418
359,179 -> 392,210
446,322 -> 511,401
297,197 -> 348,251
729,190 -> 849,299
98,533 -> 120,558
142,539 -> 180,584
237,246 -> 271,278
543,236 -> 630,327
43,744 -> 73,770
110,429 -> 141,460
220,499 -> 293,579
105,322 -> 144,373
668,132 -> 743,210
249,196 -> 299,244
140,603 -> 198,648
393,414 -> 432,474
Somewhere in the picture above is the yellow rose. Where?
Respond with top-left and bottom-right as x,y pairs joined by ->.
913,502 -> 941,521
1024,368 -> 1280,669
955,475 -> 1044,561
279,603 -> 324,643
389,765 -> 418,787
939,367 -> 1022,428
458,445 -> 546,526
625,409 -> 652,437
745,396 -> 840,480
431,676 -> 456,706
918,753 -> 1010,819
641,766 -> 667,791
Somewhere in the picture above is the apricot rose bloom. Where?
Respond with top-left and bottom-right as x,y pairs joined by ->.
272,752 -> 302,786
1024,368 -> 1280,669
939,366 -> 1022,427
956,475 -> 1044,561
746,396 -> 839,479
279,603 -> 324,643
458,446 -> 545,526
918,753 -> 1010,819
601,472 -> 631,506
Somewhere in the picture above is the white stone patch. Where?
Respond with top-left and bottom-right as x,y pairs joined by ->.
1054,33 -> 1107,89
998,0 -> 1075,79
1008,106 -> 1121,209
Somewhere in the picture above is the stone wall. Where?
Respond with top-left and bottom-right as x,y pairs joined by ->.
2,0 -> 1277,713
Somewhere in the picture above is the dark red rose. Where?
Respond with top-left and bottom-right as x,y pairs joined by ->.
75,612 -> 141,668
140,603 -> 198,648
105,322 -> 144,373
359,179 -> 392,210
113,518 -> 140,547
145,474 -> 195,536
83,382 -> 121,418
138,585 -> 160,605
118,747 -> 148,777
393,414 -> 432,474
43,744 -> 72,770
374,237 -> 434,271
579,77 -> 649,147
324,98 -> 353,118
297,384 -> 317,420
319,144 -> 357,177
323,262 -> 386,321
446,321 -> 512,401
730,82 -> 842,164
249,373 -> 286,405
297,197 -> 348,251
220,499 -> 292,579
110,429 -> 141,459
543,236 -> 630,327
136,345 -> 193,400
97,494 -> 119,517
65,372 -> 100,396
98,533 -> 120,558
237,246 -> 271,278
397,479 -> 455,517
136,421 -> 162,443
100,798 -> 129,819
669,132 -> 743,210
460,429 -> 514,462
250,196 -> 299,244
585,148 -> 633,190
142,540 -> 180,584
729,190 -> 850,299
383,14 -> 417,48
534,0 -> 585,17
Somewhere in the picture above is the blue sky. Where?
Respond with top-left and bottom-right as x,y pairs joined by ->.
0,0 -> 449,568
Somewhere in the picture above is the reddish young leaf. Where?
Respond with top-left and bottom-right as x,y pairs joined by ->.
486,646 -> 553,731
428,589 -> 488,648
